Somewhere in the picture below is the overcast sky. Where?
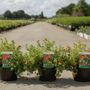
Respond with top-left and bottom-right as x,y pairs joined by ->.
0,0 -> 90,17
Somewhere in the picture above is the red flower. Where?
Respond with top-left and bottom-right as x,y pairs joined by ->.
82,43 -> 86,45
66,45 -> 69,48
73,62 -> 77,65
4,57 -> 7,60
24,77 -> 27,80
81,58 -> 83,61
18,45 -> 20,47
72,73 -> 76,77
87,50 -> 90,52
25,61 -> 27,64
84,55 -> 87,59
45,58 -> 48,61
45,38 -> 47,40
48,55 -> 51,58
7,55 -> 10,58
23,76 -> 27,80
2,55 -> 5,58
43,55 -> 47,59
67,48 -> 69,50
79,55 -> 82,59
58,62 -> 62,65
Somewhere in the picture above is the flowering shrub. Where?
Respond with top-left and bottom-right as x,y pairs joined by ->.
66,41 -> 90,77
25,44 -> 43,79
0,38 -> 25,77
25,38 -> 59,79
1,38 -> 90,80
37,38 -> 67,78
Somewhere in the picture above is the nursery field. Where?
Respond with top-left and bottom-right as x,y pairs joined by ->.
0,20 -> 35,32
46,17 -> 90,30
0,22 -> 90,90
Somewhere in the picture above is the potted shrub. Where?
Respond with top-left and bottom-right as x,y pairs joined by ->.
39,52 -> 56,81
67,41 -> 90,82
0,38 -> 25,81
25,44 -> 43,80
37,38 -> 58,81
25,38 -> 66,81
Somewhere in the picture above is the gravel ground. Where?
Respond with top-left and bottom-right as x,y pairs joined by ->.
0,22 -> 90,90
0,70 -> 90,90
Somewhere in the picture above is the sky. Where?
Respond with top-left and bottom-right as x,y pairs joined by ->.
0,0 -> 90,17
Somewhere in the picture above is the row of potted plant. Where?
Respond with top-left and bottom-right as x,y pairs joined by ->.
47,17 -> 90,31
0,38 -> 90,81
0,20 -> 35,32
75,26 -> 90,40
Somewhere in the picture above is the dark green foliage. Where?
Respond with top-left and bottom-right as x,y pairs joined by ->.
73,0 -> 89,16
56,3 -> 75,16
2,10 -> 47,20
56,0 -> 90,17
4,10 -> 12,19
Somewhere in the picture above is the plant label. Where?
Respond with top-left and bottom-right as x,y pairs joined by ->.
43,52 -> 54,68
1,52 -> 13,68
79,52 -> 90,68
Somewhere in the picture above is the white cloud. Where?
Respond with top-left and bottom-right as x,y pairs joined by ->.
0,0 -> 79,17
40,0 -> 79,17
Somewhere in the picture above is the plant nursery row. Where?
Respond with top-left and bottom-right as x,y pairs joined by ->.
47,17 -> 90,31
0,20 -> 35,32
0,38 -> 90,82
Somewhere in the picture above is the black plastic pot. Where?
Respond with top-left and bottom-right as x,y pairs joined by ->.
51,23 -> 56,25
70,28 -> 75,31
74,68 -> 90,82
0,68 -> 17,81
39,67 -> 56,81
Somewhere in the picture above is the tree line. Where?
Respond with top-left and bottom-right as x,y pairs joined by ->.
0,10 -> 47,19
55,0 -> 90,17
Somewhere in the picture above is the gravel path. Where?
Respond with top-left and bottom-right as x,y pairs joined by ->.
0,22 -> 90,90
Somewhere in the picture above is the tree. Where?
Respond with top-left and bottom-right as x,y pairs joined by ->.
56,3 -> 75,16
73,0 -> 89,16
24,14 -> 31,19
12,11 -> 18,19
16,10 -> 25,19
88,4 -> 90,16
40,11 -> 44,18
67,3 -> 76,15
0,14 -> 4,19
4,10 -> 12,19
38,11 -> 44,19
2,10 -> 46,19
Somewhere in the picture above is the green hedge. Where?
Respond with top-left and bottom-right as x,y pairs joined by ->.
47,17 -> 90,28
